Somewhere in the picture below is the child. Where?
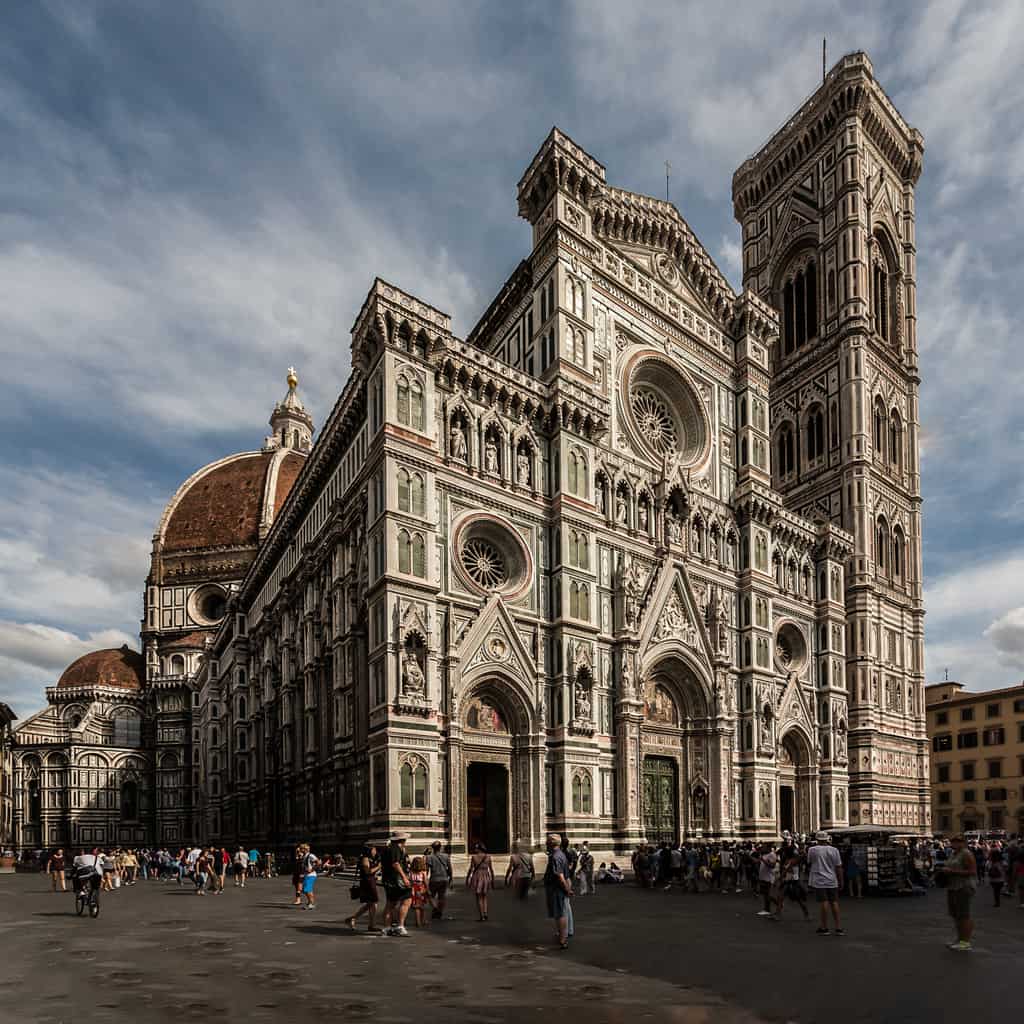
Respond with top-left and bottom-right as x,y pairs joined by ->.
410,856 -> 430,927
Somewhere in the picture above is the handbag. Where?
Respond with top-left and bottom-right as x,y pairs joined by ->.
350,883 -> 361,900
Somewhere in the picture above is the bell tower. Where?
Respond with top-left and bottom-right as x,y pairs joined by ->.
732,53 -> 928,831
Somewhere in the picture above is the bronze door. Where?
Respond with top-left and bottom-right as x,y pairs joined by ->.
642,756 -> 678,843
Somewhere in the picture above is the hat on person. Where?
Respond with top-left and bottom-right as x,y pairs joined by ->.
814,831 -> 829,842
389,831 -> 409,842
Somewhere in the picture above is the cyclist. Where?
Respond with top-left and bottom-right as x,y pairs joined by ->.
72,848 -> 103,904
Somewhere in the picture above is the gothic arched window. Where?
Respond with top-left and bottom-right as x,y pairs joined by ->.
873,398 -> 886,455
892,526 -> 905,584
400,759 -> 428,809
876,517 -> 890,576
777,423 -> 796,477
572,770 -> 592,814
889,411 -> 902,469
780,258 -> 818,354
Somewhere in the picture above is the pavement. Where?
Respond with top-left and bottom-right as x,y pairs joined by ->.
1,872 -> 1019,1023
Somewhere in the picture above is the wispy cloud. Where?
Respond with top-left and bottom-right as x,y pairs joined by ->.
0,0 -> 1021,716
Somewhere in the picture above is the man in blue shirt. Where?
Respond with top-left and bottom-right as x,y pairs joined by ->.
544,833 -> 573,949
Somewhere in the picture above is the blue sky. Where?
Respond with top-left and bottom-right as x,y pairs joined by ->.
2,0 -> 1023,719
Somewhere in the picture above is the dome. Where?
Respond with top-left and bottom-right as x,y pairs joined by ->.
159,449 -> 305,554
57,645 -> 145,691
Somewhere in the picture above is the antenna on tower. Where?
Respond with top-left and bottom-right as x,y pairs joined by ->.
944,667 -> 949,682
665,160 -> 672,202
822,38 -> 827,83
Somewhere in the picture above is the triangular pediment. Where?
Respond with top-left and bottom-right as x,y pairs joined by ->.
457,595 -> 539,684
610,243 -> 718,319
770,199 -> 819,267
637,559 -> 715,666
777,670 -> 815,739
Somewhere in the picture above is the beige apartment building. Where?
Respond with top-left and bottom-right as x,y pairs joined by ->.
926,681 -> 1024,836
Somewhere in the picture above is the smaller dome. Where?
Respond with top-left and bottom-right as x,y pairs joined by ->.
58,645 -> 144,691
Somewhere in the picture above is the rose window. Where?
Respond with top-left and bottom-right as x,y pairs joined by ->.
461,538 -> 507,589
620,352 -> 710,469
630,387 -> 678,456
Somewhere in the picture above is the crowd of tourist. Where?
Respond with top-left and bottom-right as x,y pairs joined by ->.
29,828 -> 1024,953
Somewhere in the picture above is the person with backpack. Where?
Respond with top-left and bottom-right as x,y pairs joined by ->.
504,841 -> 534,900
426,840 -> 452,919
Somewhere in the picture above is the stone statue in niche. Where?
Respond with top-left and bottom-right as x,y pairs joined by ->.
638,502 -> 649,532
715,590 -> 729,653
666,515 -> 681,545
484,438 -> 499,475
709,531 -> 719,562
616,492 -> 627,524
574,678 -> 592,721
401,648 -> 426,698
621,656 -> 634,699
596,480 -> 606,515
516,450 -> 530,486
450,422 -> 468,461
623,556 -> 643,629
759,783 -> 771,818
693,787 -> 706,823
724,537 -> 735,568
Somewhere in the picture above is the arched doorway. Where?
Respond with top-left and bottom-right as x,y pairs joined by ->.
457,682 -> 533,855
778,730 -> 814,834
639,653 -> 716,840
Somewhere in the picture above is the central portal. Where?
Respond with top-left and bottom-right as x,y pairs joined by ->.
466,762 -> 509,853
642,755 -> 678,843
779,785 -> 795,834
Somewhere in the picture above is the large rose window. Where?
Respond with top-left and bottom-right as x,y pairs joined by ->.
452,512 -> 534,600
631,388 -> 678,456
460,538 -> 507,589
621,352 -> 710,468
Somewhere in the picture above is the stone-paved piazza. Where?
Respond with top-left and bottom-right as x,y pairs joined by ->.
2,870 -> 1021,1024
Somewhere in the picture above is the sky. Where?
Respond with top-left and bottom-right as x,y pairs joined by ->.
2,0 -> 1023,719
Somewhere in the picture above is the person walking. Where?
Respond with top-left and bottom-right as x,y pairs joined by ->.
756,843 -> 778,918
986,847 -> 1006,907
194,848 -> 211,895
938,834 -> 977,951
380,832 -> 413,936
544,833 -> 573,950
248,846 -> 260,880
504,841 -> 534,900
806,832 -> 844,935
213,847 -> 228,893
299,844 -> 319,910
426,840 -> 452,919
466,843 -> 494,921
47,849 -> 66,892
777,840 -> 809,920
291,845 -> 305,906
579,842 -> 595,896
409,856 -> 430,927
347,842 -> 381,932
233,847 -> 249,887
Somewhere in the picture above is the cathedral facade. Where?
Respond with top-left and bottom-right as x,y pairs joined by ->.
11,52 -> 929,854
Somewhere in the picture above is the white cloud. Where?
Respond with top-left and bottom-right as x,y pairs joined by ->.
718,234 -> 742,286
984,607 -> 1024,664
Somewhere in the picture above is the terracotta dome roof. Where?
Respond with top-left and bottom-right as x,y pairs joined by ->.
57,645 -> 145,690
160,449 -> 305,554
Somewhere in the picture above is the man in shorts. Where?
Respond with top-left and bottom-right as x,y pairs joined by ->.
232,846 -> 249,887
380,833 -> 412,936
806,832 -> 844,935
543,832 -> 572,949
938,834 -> 977,951
426,840 -> 451,920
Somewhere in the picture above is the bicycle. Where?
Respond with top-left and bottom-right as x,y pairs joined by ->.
74,876 -> 101,918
